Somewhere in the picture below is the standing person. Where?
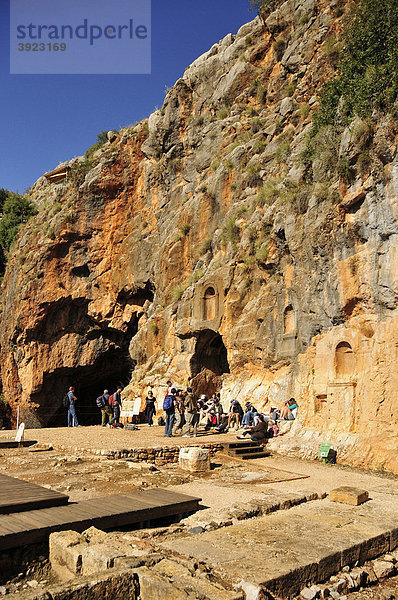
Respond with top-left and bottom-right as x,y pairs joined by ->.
163,387 -> 176,437
108,386 -> 122,428
173,390 -> 185,435
182,387 -> 198,437
66,386 -> 78,427
96,389 -> 112,427
145,390 -> 157,426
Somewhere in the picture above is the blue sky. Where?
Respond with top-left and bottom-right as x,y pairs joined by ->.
0,1 -> 254,193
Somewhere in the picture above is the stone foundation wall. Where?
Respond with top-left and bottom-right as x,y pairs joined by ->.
55,443 -> 224,466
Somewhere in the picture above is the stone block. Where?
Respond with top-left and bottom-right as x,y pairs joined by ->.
301,585 -> 321,599
49,530 -> 87,581
135,566 -> 189,599
329,487 -> 369,506
372,560 -> 396,580
178,447 -> 210,472
81,543 -> 122,576
359,533 -> 390,562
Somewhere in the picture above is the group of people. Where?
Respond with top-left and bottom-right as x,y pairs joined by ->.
151,382 -> 298,442
64,380 -> 298,442
64,386 -> 124,427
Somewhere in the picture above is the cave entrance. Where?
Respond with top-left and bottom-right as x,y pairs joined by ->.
37,349 -> 134,427
189,329 -> 229,397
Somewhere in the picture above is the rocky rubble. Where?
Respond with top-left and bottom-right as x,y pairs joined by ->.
299,550 -> 398,600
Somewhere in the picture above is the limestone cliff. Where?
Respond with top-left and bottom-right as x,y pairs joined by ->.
1,0 -> 397,471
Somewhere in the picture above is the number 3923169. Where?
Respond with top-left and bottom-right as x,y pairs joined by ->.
18,43 -> 67,51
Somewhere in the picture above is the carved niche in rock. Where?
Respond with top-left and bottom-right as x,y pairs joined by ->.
280,304 -> 297,358
192,278 -> 224,330
335,341 -> 355,379
312,335 -> 358,432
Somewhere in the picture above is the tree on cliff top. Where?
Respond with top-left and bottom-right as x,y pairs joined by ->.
0,189 -> 37,270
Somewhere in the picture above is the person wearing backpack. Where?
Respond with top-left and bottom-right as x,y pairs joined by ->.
163,388 -> 176,437
96,389 -> 112,426
108,387 -> 122,428
66,386 -> 79,427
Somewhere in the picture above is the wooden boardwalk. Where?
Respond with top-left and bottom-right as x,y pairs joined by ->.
0,440 -> 37,449
0,488 -> 201,551
0,474 -> 69,514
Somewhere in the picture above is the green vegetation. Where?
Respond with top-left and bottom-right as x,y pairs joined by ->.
315,0 -> 398,126
274,140 -> 290,164
85,130 -> 111,160
255,243 -> 269,264
149,322 -> 159,335
193,115 -> 204,127
0,190 -> 37,268
286,80 -> 297,97
172,283 -> 188,302
221,215 -> 240,247
179,224 -> 191,236
273,39 -> 286,61
217,106 -> 229,120
250,0 -> 283,15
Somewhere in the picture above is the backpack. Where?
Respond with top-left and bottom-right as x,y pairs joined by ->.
62,394 -> 70,408
163,395 -> 173,411
96,395 -> 106,408
108,394 -> 114,406
268,423 -> 279,438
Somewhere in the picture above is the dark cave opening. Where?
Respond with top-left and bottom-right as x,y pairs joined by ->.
27,281 -> 156,427
189,329 -> 230,397
39,349 -> 135,427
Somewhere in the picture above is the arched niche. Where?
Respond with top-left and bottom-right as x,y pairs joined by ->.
283,305 -> 295,335
335,341 -> 355,378
203,286 -> 217,321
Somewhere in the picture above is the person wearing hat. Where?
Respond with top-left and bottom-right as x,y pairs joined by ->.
240,401 -> 259,429
197,394 -> 207,425
227,399 -> 243,430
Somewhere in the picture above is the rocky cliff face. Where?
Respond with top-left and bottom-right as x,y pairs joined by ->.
1,0 -> 397,470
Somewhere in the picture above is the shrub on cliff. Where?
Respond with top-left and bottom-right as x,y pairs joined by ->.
0,190 -> 37,255
316,0 -> 398,126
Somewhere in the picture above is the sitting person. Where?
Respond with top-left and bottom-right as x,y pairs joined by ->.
237,414 -> 268,442
215,411 -> 229,433
227,399 -> 243,430
204,398 -> 223,430
240,401 -> 259,428
279,398 -> 298,420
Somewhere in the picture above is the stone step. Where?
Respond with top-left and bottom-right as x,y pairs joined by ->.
239,451 -> 269,460
223,441 -> 260,449
234,446 -> 264,455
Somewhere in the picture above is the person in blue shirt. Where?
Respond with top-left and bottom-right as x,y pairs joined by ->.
67,386 -> 79,427
280,398 -> 298,420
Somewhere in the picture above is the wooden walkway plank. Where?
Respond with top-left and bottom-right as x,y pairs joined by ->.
0,474 -> 69,514
0,488 -> 201,552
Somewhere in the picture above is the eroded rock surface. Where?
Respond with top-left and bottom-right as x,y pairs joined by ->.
0,0 -> 397,469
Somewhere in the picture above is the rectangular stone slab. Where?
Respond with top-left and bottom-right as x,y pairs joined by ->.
329,487 -> 369,506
